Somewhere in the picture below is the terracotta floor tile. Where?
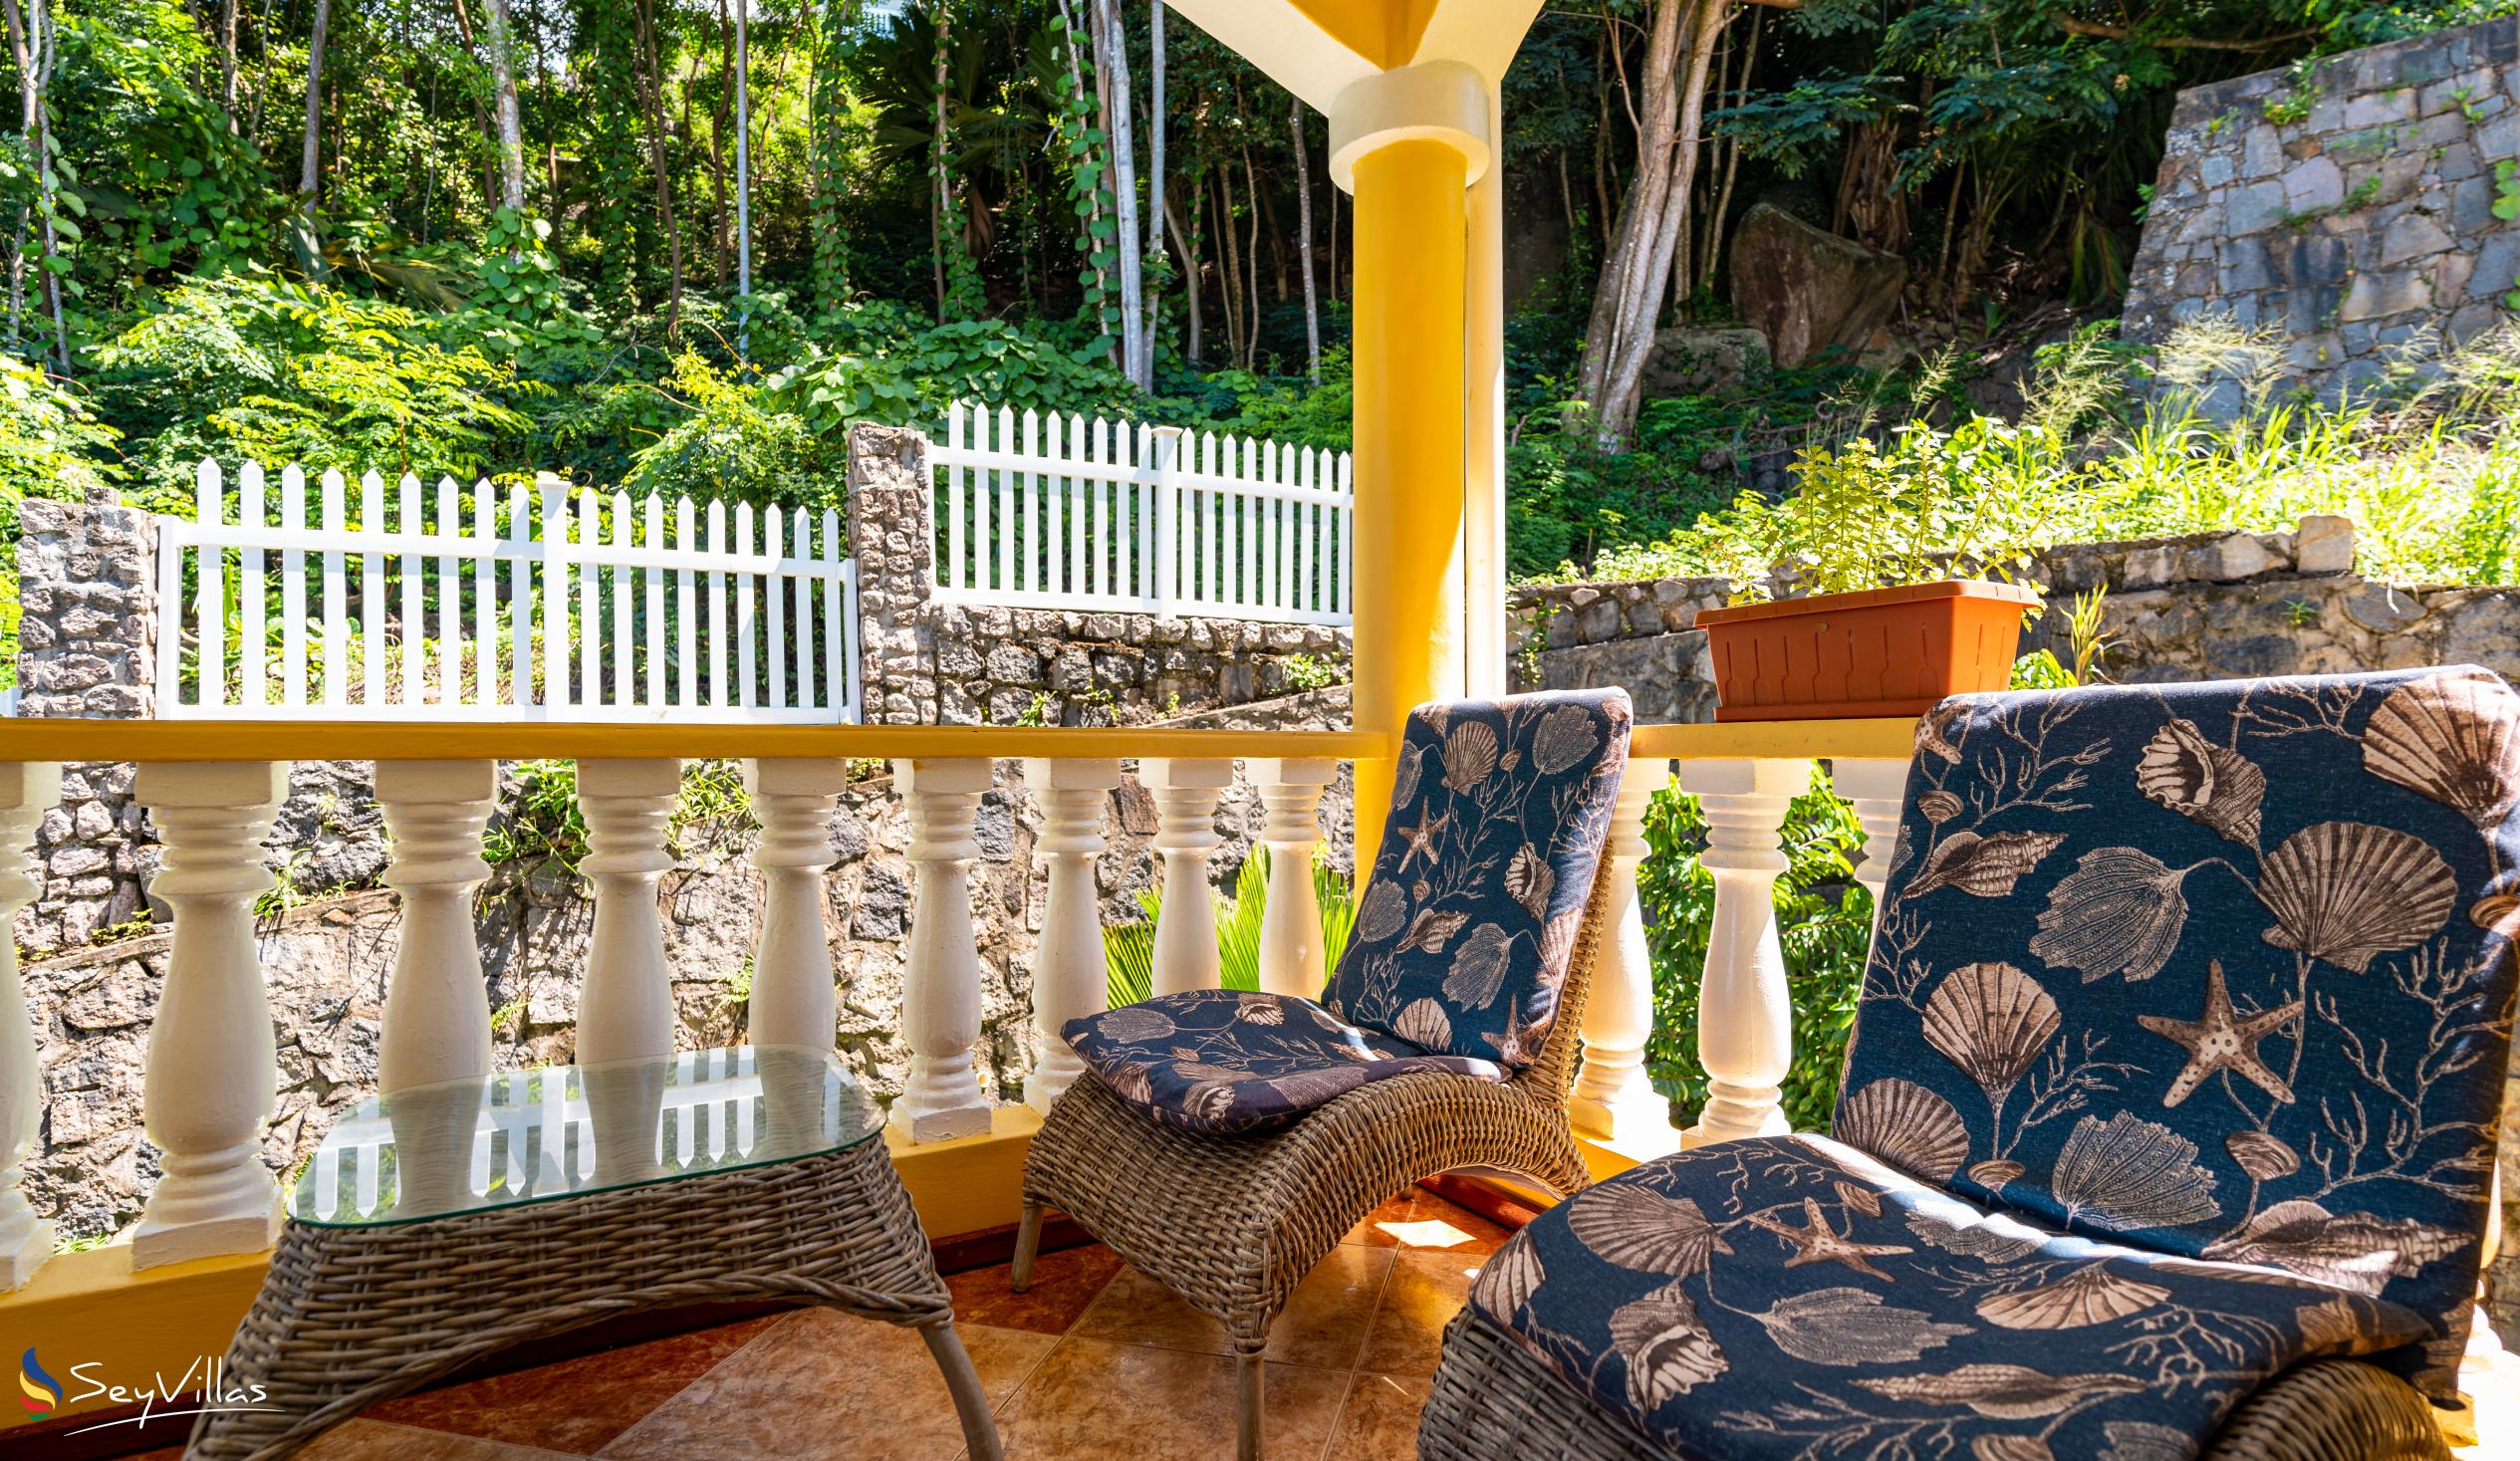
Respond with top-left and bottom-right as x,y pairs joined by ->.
595,1311 -> 1053,1461
993,1338 -> 1348,1460
944,1242 -> 1124,1336
299,1420 -> 582,1459
1342,1187 -> 1514,1256
1066,1262 -> 1232,1355
1324,1372 -> 1432,1461
1357,1248 -> 1480,1378
368,1315 -> 781,1453
1263,1244 -> 1395,1369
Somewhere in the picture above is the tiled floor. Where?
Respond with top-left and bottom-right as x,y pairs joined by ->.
132,1186 -> 1509,1461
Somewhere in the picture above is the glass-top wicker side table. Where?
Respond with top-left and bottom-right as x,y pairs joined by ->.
188,1046 -> 1003,1461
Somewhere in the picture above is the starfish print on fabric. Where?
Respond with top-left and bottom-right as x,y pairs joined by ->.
1396,809 -> 1451,870
2136,960 -> 2303,1107
1747,1198 -> 1912,1281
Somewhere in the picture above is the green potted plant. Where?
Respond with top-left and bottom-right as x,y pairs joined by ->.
1689,418 -> 2053,721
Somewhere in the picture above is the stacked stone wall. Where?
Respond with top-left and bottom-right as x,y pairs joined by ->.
2122,18 -> 2520,401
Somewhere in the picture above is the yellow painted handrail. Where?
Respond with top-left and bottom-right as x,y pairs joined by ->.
0,721 -> 1388,764
1628,717 -> 1920,761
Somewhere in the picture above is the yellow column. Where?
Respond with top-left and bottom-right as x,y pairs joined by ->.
1462,78 -> 1508,700
1349,136 -> 1468,865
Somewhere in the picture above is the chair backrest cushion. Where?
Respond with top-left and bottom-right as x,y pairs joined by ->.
1320,688 -> 1633,1069
1837,667 -> 2520,1395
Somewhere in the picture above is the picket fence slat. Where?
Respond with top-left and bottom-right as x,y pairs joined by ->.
160,462 -> 861,723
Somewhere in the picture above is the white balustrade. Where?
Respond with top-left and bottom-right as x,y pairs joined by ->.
1249,758 -> 1337,998
1022,758 -> 1121,1113
0,763 -> 61,1289
376,760 -> 498,1094
575,759 -> 682,1066
891,757 -> 995,1141
1140,758 -> 1234,996
132,761 -> 289,1269
1832,758 -> 1915,963
1569,757 -> 1680,1155
1678,758 -> 1811,1149
742,758 -> 847,1051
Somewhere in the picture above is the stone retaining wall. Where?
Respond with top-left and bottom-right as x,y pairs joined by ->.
2123,18 -> 2520,402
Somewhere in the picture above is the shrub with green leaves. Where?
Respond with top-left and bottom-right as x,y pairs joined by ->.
0,357 -> 124,689
1638,766 -> 1873,1133
624,352 -> 846,515
1104,849 -> 1358,1011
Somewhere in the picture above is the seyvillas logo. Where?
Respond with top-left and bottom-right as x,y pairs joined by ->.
19,1349 -> 59,1421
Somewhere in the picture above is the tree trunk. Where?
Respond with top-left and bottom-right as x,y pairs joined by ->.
1240,142 -> 1260,368
1214,166 -> 1244,368
1168,188 -> 1200,364
931,2 -> 950,314
630,0 -> 683,333
1,0 -> 65,369
708,0 -> 733,284
1092,0 -> 1146,388
1289,96 -> 1319,383
485,0 -> 527,247
733,0 -> 753,311
1144,1 -> 1165,379
218,0 -> 239,117
294,0 -> 332,270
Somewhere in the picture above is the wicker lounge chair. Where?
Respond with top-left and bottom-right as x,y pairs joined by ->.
1011,688 -> 1635,1460
1420,668 -> 2519,1461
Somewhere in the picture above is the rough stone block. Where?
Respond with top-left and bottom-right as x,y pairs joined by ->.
2295,514 -> 2357,574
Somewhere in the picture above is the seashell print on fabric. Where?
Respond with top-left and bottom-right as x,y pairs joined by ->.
1354,877 -> 1408,943
1097,1006 -> 1178,1044
1266,1066 -> 1369,1107
1504,843 -> 1556,921
1751,1288 -> 1972,1366
1921,962 -> 2061,1098
2029,848 -> 2191,982
1919,788 -> 1966,825
1183,1082 -> 1239,1123
2472,891 -> 2520,939
2257,822 -> 2455,974
1401,907 -> 1471,954
1969,1159 -> 2027,1190
1532,702 -> 1602,775
1835,1078 -> 1972,1184
2200,1199 -> 2467,1295
1835,1180 -> 1884,1218
2225,1130 -> 2300,1181
1439,922 -> 1516,1009
2294,1292 -> 2375,1350
1234,996 -> 1286,1025
1470,1238 -> 1544,1319
1105,1063 -> 1153,1106
1904,1210 -> 2043,1264
2098,1422 -> 2189,1461
1971,1437 -> 2056,1461
1916,704 -> 1968,764
1974,1266 -> 2169,1330
2360,670 -> 2520,828
1566,1184 -> 1734,1277
2136,717 -> 2266,846
2051,1112 -> 2221,1232
1904,830 -> 2068,899
1392,741 -> 1424,808
1610,1284 -> 1728,1411
1440,720 -> 1498,792
1852,1364 -> 2144,1420
1391,997 -> 1453,1050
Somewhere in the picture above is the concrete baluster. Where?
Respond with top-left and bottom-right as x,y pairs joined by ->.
1831,758 -> 1915,965
0,763 -> 61,1288
742,758 -> 846,1052
132,761 -> 289,1269
1141,758 -> 1233,995
891,757 -> 995,1141
1249,758 -> 1337,998
376,760 -> 498,1094
1022,757 -> 1121,1113
575,759 -> 682,1066
1678,758 -> 1810,1148
1569,758 -> 1680,1156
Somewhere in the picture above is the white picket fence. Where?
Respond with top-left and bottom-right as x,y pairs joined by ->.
159,462 -> 861,722
928,402 -> 1353,625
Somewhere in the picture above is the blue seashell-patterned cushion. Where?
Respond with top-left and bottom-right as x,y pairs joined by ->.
1064,989 -> 1503,1136
1841,666 -> 2520,1400
1472,1136 -> 2436,1461
1319,688 -> 1633,1069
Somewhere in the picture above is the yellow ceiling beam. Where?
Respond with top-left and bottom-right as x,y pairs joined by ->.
1168,0 -> 1546,110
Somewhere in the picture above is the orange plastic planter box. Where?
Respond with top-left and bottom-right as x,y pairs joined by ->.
1693,580 -> 2041,722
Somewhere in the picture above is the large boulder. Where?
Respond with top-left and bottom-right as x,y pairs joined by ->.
1728,203 -> 1907,366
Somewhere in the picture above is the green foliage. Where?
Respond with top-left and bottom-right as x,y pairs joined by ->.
1639,766 -> 1872,1133
483,759 -> 755,875
478,210 -> 567,325
0,357 -> 123,687
765,305 -> 1132,428
1278,653 -> 1346,692
625,351 -> 845,512
1103,849 -> 1359,1011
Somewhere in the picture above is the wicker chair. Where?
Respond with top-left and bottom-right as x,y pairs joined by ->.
1421,668 -> 2519,1461
1011,689 -> 1635,1461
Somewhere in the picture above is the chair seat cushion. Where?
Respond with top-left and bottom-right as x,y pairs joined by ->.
1469,1135 -> 2434,1460
1065,989 -> 1505,1136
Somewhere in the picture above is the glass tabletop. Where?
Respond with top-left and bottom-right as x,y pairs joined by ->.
287,1045 -> 885,1227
